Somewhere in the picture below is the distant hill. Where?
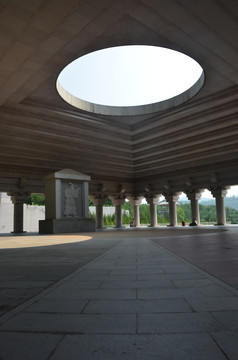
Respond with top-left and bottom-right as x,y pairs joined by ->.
201,196 -> 238,211
181,196 -> 238,211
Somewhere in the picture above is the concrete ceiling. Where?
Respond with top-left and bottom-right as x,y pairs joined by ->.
0,0 -> 238,196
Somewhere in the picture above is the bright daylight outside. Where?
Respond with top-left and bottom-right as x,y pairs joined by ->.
56,45 -> 204,115
1,185 -> 238,232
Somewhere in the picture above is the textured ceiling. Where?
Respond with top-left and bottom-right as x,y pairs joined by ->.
0,0 -> 238,196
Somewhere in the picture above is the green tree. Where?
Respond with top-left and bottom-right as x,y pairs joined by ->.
177,206 -> 185,223
26,193 -> 45,206
139,204 -> 150,224
104,198 -> 113,206
226,206 -> 238,224
103,214 -> 115,226
122,201 -> 133,216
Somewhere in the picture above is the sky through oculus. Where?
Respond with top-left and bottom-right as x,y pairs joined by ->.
57,45 -> 204,115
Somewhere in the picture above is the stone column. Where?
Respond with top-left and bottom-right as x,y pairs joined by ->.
91,197 -> 105,229
9,192 -> 29,233
128,197 -> 143,227
111,198 -> 125,228
165,194 -> 180,226
145,195 -> 161,227
211,187 -> 229,225
186,190 -> 203,225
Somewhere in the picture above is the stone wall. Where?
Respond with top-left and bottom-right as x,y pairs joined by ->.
89,206 -> 129,216
0,203 -> 45,233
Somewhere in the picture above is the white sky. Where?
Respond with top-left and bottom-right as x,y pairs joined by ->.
57,45 -> 203,107
179,186 -> 238,200
141,186 -> 238,204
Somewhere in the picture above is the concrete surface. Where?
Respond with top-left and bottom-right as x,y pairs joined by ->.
0,227 -> 238,359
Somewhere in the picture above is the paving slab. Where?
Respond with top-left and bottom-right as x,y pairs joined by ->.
24,298 -> 89,314
100,279 -> 175,289
70,274 -> 137,281
43,288 -> 137,300
49,334 -> 228,360
211,310 -> 238,330
0,235 -> 121,313
138,284 -> 234,299
0,332 -> 63,360
152,227 -> 238,290
84,299 -> 192,314
0,228 -> 238,359
0,312 -> 137,334
186,296 -> 238,312
137,272 -> 205,280
138,313 -> 223,333
172,278 -> 216,288
211,331 -> 238,360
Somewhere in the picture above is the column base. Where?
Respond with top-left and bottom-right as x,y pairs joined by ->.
11,231 -> 27,234
39,218 -> 96,234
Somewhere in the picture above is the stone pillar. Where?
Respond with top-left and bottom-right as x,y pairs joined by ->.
145,195 -> 161,227
128,197 -> 143,227
211,187 -> 229,225
111,198 -> 125,228
91,197 -> 105,229
186,190 -> 203,225
165,194 -> 180,226
9,192 -> 29,233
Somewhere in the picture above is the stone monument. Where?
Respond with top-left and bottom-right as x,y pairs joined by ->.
39,169 -> 95,234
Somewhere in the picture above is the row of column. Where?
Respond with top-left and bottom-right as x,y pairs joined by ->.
5,187 -> 229,233
92,187 -> 229,229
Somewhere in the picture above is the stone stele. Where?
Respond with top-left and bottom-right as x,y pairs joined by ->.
39,169 -> 95,234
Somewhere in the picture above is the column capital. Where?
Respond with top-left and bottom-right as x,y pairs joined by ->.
145,194 -> 161,205
210,186 -> 230,198
185,189 -> 203,201
164,193 -> 180,203
110,197 -> 125,206
128,196 -> 143,206
90,195 -> 107,206
8,191 -> 30,204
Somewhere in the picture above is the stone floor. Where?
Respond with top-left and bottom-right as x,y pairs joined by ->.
0,227 -> 238,359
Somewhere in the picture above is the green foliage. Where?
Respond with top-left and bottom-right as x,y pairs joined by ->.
89,212 -> 96,219
199,204 -> 217,223
122,212 -> 133,224
176,206 -> 185,222
226,206 -> 238,224
91,199 -> 238,226
104,198 -> 113,206
225,196 -> 238,211
26,193 -> 45,206
178,203 -> 191,220
157,206 -> 169,223
177,203 -> 238,224
139,204 -> 150,224
122,201 -> 133,216
88,197 -> 94,206
103,214 -> 115,225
